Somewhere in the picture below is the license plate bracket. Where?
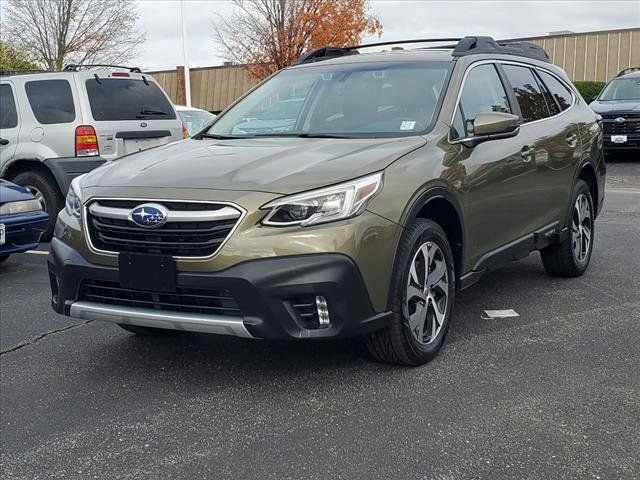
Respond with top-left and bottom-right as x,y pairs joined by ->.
119,253 -> 176,292
0,223 -> 5,246
611,134 -> 627,144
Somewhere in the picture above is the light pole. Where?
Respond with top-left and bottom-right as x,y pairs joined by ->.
180,0 -> 192,106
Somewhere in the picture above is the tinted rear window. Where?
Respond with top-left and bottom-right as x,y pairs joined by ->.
25,79 -> 76,124
85,79 -> 176,121
502,64 -> 550,122
538,71 -> 573,111
0,84 -> 18,128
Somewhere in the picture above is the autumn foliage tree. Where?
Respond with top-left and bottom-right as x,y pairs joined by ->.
213,0 -> 383,80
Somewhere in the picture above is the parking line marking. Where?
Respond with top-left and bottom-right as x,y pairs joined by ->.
25,250 -> 49,255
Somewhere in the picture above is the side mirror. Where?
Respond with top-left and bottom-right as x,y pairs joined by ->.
472,112 -> 520,136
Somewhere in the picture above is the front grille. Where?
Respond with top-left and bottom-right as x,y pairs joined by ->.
86,199 -> 242,257
79,279 -> 242,316
601,114 -> 640,134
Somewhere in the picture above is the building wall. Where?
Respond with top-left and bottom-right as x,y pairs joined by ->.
511,28 -> 639,82
151,28 -> 640,112
150,65 -> 258,113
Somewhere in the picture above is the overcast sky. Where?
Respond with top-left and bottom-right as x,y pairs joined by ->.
136,0 -> 639,70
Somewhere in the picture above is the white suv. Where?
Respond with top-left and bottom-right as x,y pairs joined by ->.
0,65 -> 184,239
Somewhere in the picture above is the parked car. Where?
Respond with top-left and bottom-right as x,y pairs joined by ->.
175,105 -> 216,136
0,179 -> 48,262
589,68 -> 640,154
0,65 -> 185,240
49,36 -> 605,365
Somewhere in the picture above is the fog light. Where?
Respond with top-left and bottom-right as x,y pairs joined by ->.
315,295 -> 330,327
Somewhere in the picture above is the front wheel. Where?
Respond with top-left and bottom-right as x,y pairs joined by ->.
365,219 -> 456,366
540,179 -> 594,277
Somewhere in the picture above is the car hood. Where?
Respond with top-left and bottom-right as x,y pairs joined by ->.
589,100 -> 640,115
81,136 -> 427,195
0,179 -> 35,205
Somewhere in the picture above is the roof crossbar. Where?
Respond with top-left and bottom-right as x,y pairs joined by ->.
295,38 -> 462,64
295,36 -> 551,65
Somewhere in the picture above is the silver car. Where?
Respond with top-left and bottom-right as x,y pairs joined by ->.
0,65 -> 184,238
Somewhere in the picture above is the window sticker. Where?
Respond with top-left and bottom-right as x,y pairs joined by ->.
400,120 -> 416,130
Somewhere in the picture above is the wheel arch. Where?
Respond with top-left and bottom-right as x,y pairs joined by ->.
400,186 -> 465,285
2,159 -> 64,197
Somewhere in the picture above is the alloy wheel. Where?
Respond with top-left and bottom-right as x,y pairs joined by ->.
571,193 -> 592,263
403,241 -> 449,345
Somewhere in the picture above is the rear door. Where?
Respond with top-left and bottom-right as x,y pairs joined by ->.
78,72 -> 182,160
499,63 -> 580,236
0,82 -> 20,163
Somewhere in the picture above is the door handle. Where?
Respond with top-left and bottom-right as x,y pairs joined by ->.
566,133 -> 578,148
520,145 -> 534,162
0,138 -> 9,146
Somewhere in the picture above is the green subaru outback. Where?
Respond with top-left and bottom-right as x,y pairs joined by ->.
49,37 -> 605,365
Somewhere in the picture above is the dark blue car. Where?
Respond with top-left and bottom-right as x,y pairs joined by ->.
0,179 -> 49,262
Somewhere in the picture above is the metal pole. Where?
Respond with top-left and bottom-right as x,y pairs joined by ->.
180,0 -> 192,106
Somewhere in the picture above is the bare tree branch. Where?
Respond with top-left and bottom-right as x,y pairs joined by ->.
212,0 -> 382,80
1,0 -> 146,71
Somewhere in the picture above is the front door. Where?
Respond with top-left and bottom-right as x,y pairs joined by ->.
450,62 -> 537,268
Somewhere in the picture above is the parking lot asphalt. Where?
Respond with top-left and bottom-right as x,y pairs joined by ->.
1,159 -> 639,480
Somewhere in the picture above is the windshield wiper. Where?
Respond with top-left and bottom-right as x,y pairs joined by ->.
296,133 -> 351,139
199,133 -> 246,140
136,109 -> 169,118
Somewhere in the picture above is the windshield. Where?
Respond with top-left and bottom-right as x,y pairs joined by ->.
178,109 -> 216,136
598,77 -> 640,101
206,61 -> 451,138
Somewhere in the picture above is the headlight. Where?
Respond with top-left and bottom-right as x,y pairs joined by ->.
65,176 -> 83,218
0,199 -> 42,215
261,172 -> 383,227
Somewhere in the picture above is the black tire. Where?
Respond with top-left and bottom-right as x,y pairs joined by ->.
365,219 -> 456,366
117,324 -> 181,336
540,179 -> 594,277
11,169 -> 63,241
0,254 -> 10,263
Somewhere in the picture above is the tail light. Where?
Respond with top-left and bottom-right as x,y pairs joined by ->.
181,123 -> 189,139
75,125 -> 99,157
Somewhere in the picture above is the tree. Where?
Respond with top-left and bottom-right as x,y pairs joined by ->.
0,41 -> 39,72
1,0 -> 145,71
213,0 -> 383,80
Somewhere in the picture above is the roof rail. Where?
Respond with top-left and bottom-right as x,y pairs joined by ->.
453,36 -> 551,62
295,36 -> 551,65
295,38 -> 462,64
63,64 -> 142,73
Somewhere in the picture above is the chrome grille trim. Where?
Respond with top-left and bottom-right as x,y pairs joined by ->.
82,198 -> 246,260
88,202 -> 242,222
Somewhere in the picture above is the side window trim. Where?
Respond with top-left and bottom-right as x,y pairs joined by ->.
450,59 -> 577,137
494,63 -> 523,121
449,61 -> 515,142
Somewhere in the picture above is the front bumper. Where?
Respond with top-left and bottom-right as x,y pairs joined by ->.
0,211 -> 49,255
48,238 -> 391,340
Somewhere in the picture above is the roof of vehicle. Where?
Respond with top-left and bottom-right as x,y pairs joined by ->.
615,70 -> 640,79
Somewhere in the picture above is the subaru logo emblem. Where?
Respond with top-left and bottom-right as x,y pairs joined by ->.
129,203 -> 168,228
614,117 -> 626,123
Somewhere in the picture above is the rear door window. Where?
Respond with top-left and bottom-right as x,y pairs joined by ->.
502,64 -> 550,122
85,79 -> 176,121
451,63 -> 511,139
0,84 -> 18,128
537,70 -> 574,111
25,79 -> 76,124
